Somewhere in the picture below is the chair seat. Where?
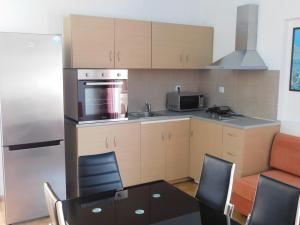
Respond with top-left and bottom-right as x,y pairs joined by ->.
231,169 -> 300,215
199,202 -> 241,225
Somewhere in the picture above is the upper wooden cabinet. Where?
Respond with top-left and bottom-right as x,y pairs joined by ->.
64,15 -> 213,69
115,19 -> 151,68
152,22 -> 213,69
152,23 -> 186,69
64,15 -> 115,68
184,26 -> 214,69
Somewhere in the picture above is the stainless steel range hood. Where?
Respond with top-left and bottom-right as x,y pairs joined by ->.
206,4 -> 268,70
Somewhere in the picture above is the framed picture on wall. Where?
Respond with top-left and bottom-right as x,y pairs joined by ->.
290,27 -> 300,91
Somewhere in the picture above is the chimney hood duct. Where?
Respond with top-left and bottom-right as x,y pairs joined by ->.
206,4 -> 268,70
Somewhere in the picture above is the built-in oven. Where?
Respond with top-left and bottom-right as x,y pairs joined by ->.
64,69 -> 128,123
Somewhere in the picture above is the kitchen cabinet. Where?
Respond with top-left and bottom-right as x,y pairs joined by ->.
189,119 -> 222,181
64,15 -> 115,68
141,119 -> 190,183
184,26 -> 214,69
64,15 -> 213,69
221,125 -> 280,178
189,118 -> 280,181
115,19 -> 151,68
141,121 -> 166,183
165,119 -> 190,181
64,16 -> 151,69
152,22 -> 213,69
66,122 -> 141,197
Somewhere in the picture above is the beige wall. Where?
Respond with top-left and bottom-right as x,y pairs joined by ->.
128,69 -> 279,120
198,70 -> 280,120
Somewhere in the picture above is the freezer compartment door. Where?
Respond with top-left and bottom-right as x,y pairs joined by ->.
3,141 -> 66,224
0,33 -> 64,146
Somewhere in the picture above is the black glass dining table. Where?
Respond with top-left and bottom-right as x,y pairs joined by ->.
62,180 -> 202,225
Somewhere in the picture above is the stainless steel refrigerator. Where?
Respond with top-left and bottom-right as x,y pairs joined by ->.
0,32 -> 66,224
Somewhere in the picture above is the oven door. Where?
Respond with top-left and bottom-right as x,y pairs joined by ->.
77,80 -> 128,122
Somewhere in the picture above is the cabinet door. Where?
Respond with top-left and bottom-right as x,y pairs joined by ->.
115,19 -> 151,69
184,26 -> 213,69
141,122 -> 166,183
166,119 -> 190,181
112,123 -> 141,187
70,15 -> 114,68
152,22 -> 185,69
77,125 -> 113,156
189,119 -> 222,181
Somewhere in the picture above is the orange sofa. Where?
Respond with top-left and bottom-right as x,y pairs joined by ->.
231,133 -> 300,216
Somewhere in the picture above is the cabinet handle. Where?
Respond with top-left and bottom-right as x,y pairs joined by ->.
117,51 -> 120,62
161,133 -> 165,141
227,152 -> 235,157
168,132 -> 172,140
180,54 -> 184,63
227,133 -> 235,137
113,136 -> 117,148
190,130 -> 194,137
109,51 -> 113,62
105,137 -> 109,148
186,54 -> 189,63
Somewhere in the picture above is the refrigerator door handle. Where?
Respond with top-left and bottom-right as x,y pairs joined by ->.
7,140 -> 63,151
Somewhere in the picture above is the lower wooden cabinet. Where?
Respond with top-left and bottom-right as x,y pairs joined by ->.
65,122 -> 141,197
65,117 -> 279,198
189,119 -> 222,181
141,119 -> 190,183
189,119 -> 280,182
140,122 -> 166,183
165,120 -> 190,181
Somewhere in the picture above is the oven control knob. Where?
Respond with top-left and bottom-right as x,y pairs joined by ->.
85,73 -> 88,77
117,73 -> 121,77
101,73 -> 104,77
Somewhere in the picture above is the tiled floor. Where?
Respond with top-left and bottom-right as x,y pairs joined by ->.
0,181 -> 245,225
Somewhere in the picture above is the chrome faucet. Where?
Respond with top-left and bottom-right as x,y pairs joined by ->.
145,101 -> 151,112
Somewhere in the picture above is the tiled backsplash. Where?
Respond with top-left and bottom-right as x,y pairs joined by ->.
128,69 -> 280,120
128,69 -> 202,112
198,70 -> 280,120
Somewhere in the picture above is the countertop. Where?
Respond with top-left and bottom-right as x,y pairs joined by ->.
74,110 -> 280,129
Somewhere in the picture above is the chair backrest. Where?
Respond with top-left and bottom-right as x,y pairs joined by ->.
78,151 -> 123,197
196,154 -> 235,214
248,175 -> 300,225
43,182 -> 59,225
55,200 -> 66,225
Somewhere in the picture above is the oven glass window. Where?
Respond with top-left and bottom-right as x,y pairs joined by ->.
78,80 -> 128,121
84,86 -> 121,116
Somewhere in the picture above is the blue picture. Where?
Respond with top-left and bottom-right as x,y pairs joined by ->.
290,28 -> 300,91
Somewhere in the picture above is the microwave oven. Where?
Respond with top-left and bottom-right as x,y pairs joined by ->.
166,92 -> 205,112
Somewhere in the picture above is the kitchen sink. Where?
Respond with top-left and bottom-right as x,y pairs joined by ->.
129,112 -> 162,118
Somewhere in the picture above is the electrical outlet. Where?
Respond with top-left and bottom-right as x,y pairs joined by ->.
175,85 -> 181,92
219,86 -> 225,94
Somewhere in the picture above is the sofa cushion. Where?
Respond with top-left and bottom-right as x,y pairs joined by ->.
231,169 -> 300,216
270,133 -> 300,177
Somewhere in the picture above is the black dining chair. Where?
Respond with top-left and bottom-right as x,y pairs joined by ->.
246,175 -> 300,225
196,154 -> 238,225
78,151 -> 123,197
